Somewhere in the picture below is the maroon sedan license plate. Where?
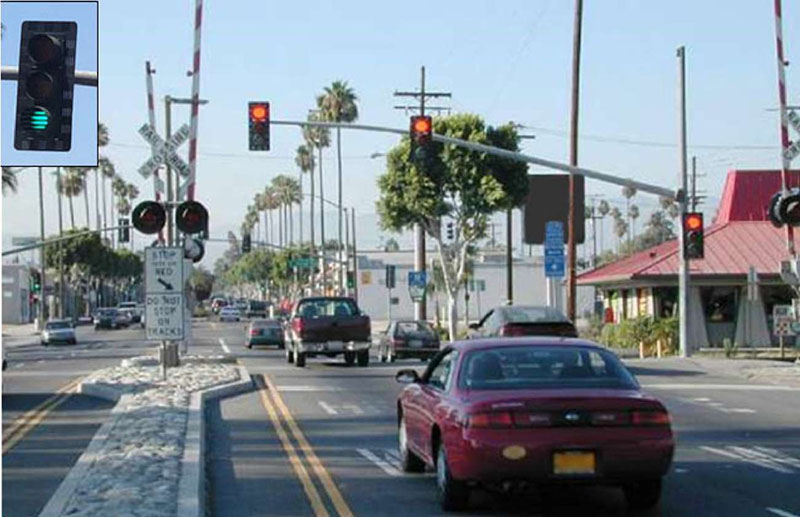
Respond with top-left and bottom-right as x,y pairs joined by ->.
553,451 -> 596,475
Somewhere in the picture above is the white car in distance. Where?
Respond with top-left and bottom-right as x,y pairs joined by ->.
219,307 -> 241,322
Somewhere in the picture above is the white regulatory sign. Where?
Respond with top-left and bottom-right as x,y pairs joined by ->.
145,247 -> 184,294
146,293 -> 185,340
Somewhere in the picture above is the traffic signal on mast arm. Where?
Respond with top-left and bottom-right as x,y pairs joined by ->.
682,212 -> 704,260
131,201 -> 167,235
118,218 -> 130,243
175,200 -> 209,237
248,102 -> 270,151
14,21 -> 78,151
31,270 -> 42,292
409,115 -> 433,163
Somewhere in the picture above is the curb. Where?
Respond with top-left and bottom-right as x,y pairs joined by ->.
38,362 -> 252,517
177,364 -> 252,517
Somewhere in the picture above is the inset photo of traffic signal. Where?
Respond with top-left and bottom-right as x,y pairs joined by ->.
1,2 -> 98,167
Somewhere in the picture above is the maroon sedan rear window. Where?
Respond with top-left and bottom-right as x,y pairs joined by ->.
459,346 -> 638,391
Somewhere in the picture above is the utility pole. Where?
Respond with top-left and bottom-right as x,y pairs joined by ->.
344,207 -> 350,296
567,0 -> 584,322
506,209 -> 513,304
55,167 -> 65,318
352,208 -> 358,302
393,66 -> 451,321
677,46 -> 690,358
37,166 -> 46,331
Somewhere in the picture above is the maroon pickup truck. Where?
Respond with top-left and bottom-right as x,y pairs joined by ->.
285,297 -> 372,367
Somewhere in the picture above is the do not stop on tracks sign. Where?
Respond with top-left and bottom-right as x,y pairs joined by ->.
145,247 -> 185,341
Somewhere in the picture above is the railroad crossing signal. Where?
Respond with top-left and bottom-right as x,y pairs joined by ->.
14,21 -> 78,152
767,188 -> 800,227
175,200 -> 208,236
132,201 -> 167,235
137,123 -> 190,180
249,102 -> 270,151
682,212 -> 704,260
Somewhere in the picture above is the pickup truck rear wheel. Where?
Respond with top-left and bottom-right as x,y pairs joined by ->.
295,352 -> 306,367
344,352 -> 356,366
357,350 -> 370,367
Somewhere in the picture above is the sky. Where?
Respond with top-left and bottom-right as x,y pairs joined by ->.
1,1 -> 98,166
2,0 -> 799,268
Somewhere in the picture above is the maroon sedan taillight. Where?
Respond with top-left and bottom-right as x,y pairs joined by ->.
631,410 -> 671,426
499,324 -> 526,337
468,411 -> 552,428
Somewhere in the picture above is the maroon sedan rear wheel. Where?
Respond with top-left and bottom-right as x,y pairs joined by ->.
436,445 -> 469,511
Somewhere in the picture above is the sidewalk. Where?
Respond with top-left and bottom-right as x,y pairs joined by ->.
2,322 -> 38,337
688,357 -> 800,389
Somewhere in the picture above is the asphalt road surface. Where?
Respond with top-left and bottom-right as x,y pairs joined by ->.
203,320 -> 800,517
4,319 -> 799,517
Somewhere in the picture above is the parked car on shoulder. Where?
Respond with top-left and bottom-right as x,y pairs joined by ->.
395,338 -> 674,511
377,320 -> 440,362
219,306 -> 241,322
246,319 -> 285,349
285,297 -> 371,368
469,305 -> 578,339
117,301 -> 142,323
42,319 -> 77,345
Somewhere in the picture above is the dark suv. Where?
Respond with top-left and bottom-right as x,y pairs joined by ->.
245,300 -> 268,319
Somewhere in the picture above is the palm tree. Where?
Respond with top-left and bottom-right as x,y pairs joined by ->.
295,144 -> 314,247
317,80 -> 358,290
111,176 -> 127,247
2,167 -> 18,195
99,157 -> 115,232
97,123 -> 111,230
65,167 -> 92,227
60,170 -> 85,229
304,112 -> 331,256
597,199 -> 610,253
253,193 -> 265,245
262,187 -> 280,248
628,204 -> 640,242
622,185 -> 637,248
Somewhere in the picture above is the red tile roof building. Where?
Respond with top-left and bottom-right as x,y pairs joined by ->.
577,170 -> 800,348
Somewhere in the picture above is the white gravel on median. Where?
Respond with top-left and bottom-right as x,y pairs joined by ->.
60,356 -> 238,517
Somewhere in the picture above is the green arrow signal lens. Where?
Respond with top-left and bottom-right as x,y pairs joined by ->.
29,109 -> 49,130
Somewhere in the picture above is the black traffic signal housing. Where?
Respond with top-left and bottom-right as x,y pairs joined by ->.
346,271 -> 355,290
682,212 -> 704,260
409,115 -> 433,163
446,222 -> 454,241
248,102 -> 270,151
175,200 -> 209,236
118,218 -> 130,243
31,270 -> 42,292
131,201 -> 167,235
385,265 -> 396,289
14,21 -> 78,152
242,233 -> 252,254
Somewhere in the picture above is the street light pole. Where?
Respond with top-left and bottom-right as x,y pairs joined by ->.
37,167 -> 46,330
677,46 -> 691,358
55,167 -> 65,318
567,0 -> 583,322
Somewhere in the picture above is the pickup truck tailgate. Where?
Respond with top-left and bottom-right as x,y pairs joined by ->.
299,315 -> 371,342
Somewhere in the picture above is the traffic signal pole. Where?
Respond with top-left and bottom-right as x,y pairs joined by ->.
567,0 -> 583,323
677,46 -> 691,358
37,167 -> 46,331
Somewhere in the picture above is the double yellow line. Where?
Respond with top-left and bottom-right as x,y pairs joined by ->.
2,376 -> 82,454
256,373 -> 353,517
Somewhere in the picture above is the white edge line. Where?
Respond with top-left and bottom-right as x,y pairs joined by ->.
318,401 -> 338,415
357,448 -> 401,477
767,508 -> 800,517
218,338 -> 230,354
700,446 -> 793,474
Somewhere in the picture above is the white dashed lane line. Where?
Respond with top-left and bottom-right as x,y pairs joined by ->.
357,448 -> 401,477
318,401 -> 338,415
218,338 -> 231,354
699,445 -> 800,474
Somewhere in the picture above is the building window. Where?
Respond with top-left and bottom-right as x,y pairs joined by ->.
701,287 -> 737,323
654,287 -> 678,318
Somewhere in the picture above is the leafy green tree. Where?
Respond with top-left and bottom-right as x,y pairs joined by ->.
190,266 -> 215,302
377,113 -> 528,340
383,237 -> 400,252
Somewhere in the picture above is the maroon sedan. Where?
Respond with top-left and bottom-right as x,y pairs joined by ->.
395,338 -> 674,512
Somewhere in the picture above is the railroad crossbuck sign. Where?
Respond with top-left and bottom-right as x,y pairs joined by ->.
145,247 -> 185,341
786,110 -> 800,162
137,123 -> 191,184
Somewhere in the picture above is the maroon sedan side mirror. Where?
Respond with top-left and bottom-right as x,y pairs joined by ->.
395,369 -> 420,384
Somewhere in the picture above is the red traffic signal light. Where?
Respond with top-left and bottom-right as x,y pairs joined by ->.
249,101 -> 270,151
682,212 -> 704,260
410,115 -> 432,142
132,201 -> 167,235
175,200 -> 209,235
